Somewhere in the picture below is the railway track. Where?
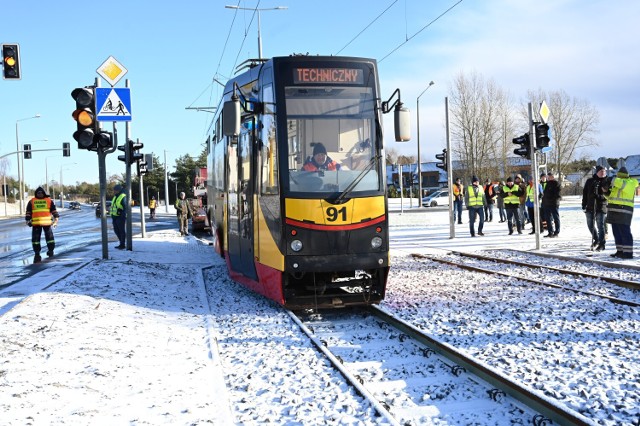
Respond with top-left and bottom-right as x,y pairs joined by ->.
415,250 -> 640,307
290,307 -> 593,425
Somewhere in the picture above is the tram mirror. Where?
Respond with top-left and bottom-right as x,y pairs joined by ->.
394,105 -> 411,142
223,99 -> 241,137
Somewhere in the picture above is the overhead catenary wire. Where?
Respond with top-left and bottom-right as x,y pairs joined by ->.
335,0 -> 399,56
379,0 -> 463,63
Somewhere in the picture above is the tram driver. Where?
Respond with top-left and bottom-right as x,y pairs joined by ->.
302,142 -> 342,172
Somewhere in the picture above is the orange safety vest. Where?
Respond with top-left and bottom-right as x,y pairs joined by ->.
30,198 -> 54,226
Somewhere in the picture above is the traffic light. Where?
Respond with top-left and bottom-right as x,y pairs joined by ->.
144,153 -> 154,171
435,148 -> 448,171
117,143 -> 127,163
137,156 -> 147,176
71,87 -> 98,150
2,44 -> 21,80
94,131 -> 113,150
23,144 -> 32,159
535,123 -> 550,149
513,133 -> 531,159
129,139 -> 143,163
63,142 -> 71,157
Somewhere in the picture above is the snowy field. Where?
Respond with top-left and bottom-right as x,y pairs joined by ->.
0,196 -> 638,424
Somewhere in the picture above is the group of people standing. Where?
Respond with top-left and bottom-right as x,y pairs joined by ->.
451,167 -> 636,259
454,173 -> 561,238
582,166 -> 637,259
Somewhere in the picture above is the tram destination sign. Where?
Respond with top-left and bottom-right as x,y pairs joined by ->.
293,67 -> 364,84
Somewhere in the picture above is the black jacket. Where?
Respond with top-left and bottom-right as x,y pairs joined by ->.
582,174 -> 608,213
542,179 -> 561,207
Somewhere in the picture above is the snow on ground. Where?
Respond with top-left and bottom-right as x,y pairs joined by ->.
0,196 -> 639,425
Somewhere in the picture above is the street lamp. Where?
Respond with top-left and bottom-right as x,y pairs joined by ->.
225,4 -> 288,59
15,114 -> 41,215
59,163 -> 77,208
416,81 -> 434,205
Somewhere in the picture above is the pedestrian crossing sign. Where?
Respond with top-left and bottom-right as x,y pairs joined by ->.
96,88 -> 132,122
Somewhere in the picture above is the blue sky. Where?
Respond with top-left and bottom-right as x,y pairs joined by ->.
1,0 -> 638,188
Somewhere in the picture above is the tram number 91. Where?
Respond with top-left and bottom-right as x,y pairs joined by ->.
326,206 -> 347,222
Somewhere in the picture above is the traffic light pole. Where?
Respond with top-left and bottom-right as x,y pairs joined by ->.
98,148 -> 110,260
124,79 -> 133,251
139,170 -> 146,238
528,102 -> 542,250
445,97 -> 454,239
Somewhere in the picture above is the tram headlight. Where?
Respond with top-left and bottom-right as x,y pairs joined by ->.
371,236 -> 383,249
290,239 -> 303,252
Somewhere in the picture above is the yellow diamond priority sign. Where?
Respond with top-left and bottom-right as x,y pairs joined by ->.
97,56 -> 128,87
539,100 -> 550,124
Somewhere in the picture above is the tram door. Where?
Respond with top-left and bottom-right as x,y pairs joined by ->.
227,118 -> 258,280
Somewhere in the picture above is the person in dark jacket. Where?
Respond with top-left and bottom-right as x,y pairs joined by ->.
175,191 -> 193,236
483,178 -> 496,222
542,171 -> 562,238
582,165 -> 608,251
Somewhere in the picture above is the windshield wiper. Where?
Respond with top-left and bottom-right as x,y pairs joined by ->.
333,155 -> 379,204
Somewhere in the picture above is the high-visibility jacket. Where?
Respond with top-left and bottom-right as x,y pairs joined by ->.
302,158 -> 339,171
606,176 -> 638,226
466,185 -> 484,207
452,183 -> 463,200
501,184 -> 522,207
28,197 -> 55,226
110,193 -> 126,217
149,199 -> 157,209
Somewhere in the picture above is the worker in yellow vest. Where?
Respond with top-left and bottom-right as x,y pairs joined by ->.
464,176 -> 486,237
25,187 -> 59,263
149,196 -> 157,220
606,167 -> 638,259
110,185 -> 127,249
500,177 -> 524,235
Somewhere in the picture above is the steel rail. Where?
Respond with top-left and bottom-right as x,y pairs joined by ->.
286,310 -> 402,426
367,305 -> 595,426
448,249 -> 640,291
413,253 -> 640,308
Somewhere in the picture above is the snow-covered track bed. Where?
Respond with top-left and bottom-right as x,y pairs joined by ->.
293,307 -> 589,425
422,251 -> 640,307
382,253 -> 640,425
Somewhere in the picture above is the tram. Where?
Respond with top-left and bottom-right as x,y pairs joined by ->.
206,55 -> 410,309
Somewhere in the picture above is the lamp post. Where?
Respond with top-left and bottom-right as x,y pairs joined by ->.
416,81 -> 434,205
45,155 -> 57,195
164,150 -> 170,212
225,4 -> 288,59
15,114 -> 41,215
59,163 -> 77,208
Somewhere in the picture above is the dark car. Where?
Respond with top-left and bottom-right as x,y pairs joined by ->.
69,201 -> 81,210
95,201 -> 112,217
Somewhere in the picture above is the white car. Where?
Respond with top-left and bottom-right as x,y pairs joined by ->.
422,189 -> 450,207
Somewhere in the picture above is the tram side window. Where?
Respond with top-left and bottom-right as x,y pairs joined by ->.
260,84 -> 279,195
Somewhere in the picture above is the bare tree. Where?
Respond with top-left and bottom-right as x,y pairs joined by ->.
449,71 -> 514,181
524,89 -> 600,178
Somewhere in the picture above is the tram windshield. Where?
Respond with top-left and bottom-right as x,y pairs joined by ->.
285,86 -> 380,195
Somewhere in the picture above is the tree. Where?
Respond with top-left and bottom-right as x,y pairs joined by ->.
524,89 -> 599,178
449,71 -> 514,181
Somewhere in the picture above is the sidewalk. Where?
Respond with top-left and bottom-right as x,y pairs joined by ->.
0,230 -> 234,424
